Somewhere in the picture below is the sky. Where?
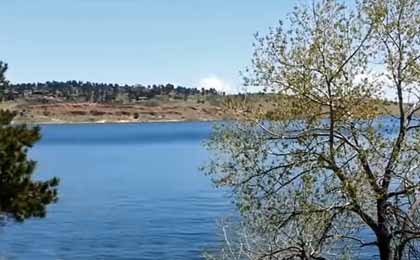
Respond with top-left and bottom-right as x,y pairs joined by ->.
1,0 -> 295,93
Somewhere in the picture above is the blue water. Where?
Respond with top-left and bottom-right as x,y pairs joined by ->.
0,122 -> 233,260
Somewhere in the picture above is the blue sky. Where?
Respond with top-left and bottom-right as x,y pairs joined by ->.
1,0 -> 294,92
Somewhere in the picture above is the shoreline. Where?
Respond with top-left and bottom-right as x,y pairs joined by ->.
12,118 -> 222,126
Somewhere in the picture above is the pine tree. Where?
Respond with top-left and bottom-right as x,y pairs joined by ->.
0,62 -> 59,222
0,61 -> 7,101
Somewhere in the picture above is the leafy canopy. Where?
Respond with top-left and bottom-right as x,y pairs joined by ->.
204,0 -> 419,259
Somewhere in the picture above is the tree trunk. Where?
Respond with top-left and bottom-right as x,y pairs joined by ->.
377,235 -> 391,260
377,200 -> 392,260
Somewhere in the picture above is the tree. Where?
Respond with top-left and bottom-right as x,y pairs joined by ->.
204,0 -> 419,259
0,61 -> 8,101
0,62 -> 59,222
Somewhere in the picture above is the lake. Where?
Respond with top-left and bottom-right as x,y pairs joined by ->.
0,119 -> 402,259
0,122 -> 233,260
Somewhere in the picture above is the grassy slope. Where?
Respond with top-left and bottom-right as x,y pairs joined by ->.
4,94 -> 416,124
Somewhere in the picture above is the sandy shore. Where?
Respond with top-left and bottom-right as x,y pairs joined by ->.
14,118 -> 220,125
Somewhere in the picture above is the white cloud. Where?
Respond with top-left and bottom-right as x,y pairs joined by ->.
198,76 -> 238,94
353,71 -> 420,105
354,72 -> 391,99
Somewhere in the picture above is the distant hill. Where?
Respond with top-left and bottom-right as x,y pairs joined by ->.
4,80 -> 224,104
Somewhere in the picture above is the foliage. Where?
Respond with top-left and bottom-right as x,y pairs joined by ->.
0,62 -> 59,222
0,61 -> 8,100
204,0 -> 419,259
7,81 -> 219,103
